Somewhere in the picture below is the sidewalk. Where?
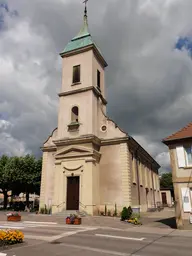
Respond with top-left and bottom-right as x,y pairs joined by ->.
2,211 -> 192,238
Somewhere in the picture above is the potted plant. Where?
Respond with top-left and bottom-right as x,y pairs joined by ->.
7,212 -> 21,222
68,214 -> 81,225
66,216 -> 71,224
74,215 -> 82,225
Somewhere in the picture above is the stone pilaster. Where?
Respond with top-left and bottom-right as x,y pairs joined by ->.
39,152 -> 48,208
120,143 -> 132,207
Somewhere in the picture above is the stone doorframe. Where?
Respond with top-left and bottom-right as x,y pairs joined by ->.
62,159 -> 84,211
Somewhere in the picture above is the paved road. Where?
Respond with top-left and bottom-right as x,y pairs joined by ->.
1,221 -> 192,256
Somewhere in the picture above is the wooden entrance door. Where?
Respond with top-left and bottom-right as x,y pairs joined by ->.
161,192 -> 167,205
66,176 -> 80,210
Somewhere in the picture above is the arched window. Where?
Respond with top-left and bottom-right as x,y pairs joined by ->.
71,106 -> 79,122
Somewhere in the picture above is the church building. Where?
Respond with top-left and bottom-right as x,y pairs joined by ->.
40,6 -> 161,215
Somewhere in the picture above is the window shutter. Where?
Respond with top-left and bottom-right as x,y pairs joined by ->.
181,187 -> 191,212
176,146 -> 185,168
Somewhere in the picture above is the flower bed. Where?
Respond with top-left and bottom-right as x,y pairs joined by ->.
66,214 -> 82,225
120,206 -> 142,225
0,230 -> 24,247
7,212 -> 21,222
126,217 -> 142,225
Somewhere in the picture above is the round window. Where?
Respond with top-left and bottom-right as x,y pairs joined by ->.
101,125 -> 107,132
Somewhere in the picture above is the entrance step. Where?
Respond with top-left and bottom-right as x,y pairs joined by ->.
54,210 -> 88,217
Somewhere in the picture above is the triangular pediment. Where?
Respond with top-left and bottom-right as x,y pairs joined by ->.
55,146 -> 94,159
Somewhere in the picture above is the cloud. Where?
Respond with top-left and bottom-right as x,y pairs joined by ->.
1,0 -> 192,173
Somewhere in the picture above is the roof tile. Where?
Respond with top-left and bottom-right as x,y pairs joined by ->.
163,122 -> 192,142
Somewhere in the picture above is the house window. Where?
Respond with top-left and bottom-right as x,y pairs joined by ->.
73,65 -> 80,84
97,70 -> 101,89
71,106 -> 79,122
184,147 -> 192,166
176,145 -> 192,168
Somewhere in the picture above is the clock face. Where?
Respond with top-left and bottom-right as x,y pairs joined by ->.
101,125 -> 107,132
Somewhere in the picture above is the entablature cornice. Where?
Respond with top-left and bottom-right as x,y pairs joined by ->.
58,86 -> 107,105
41,146 -> 57,152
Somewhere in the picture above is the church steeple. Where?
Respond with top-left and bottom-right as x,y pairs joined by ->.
72,5 -> 90,40
60,4 -> 107,68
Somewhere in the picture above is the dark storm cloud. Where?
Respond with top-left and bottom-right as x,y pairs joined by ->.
1,0 -> 192,172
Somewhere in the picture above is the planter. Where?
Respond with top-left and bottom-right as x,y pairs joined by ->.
74,218 -> 81,225
7,216 -> 21,222
66,218 -> 71,225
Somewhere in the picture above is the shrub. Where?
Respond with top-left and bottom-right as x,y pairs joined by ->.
40,207 -> 45,214
114,203 -> 117,217
0,230 -> 24,246
48,207 -> 52,215
107,210 -> 111,216
121,206 -> 133,221
104,205 -> 107,216
121,207 -> 128,221
127,206 -> 133,219
44,204 -> 48,214
131,213 -> 140,220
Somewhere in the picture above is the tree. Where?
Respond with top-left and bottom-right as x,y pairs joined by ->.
0,154 -> 42,209
0,155 -> 10,209
160,172 -> 173,189
0,155 -> 20,209
18,155 -> 42,207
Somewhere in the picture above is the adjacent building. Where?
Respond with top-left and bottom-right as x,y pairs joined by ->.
40,6 -> 161,215
163,122 -> 192,229
160,189 -> 173,207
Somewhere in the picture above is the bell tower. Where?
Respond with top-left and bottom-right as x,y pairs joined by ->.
57,4 -> 108,139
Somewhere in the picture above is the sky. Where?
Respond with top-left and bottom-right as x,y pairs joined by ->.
1,0 -> 192,173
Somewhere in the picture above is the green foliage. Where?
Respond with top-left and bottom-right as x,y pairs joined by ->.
40,207 -> 45,214
107,210 -> 111,216
160,172 -> 173,189
114,203 -> 117,217
127,206 -> 133,219
131,213 -> 140,219
121,206 -> 133,221
121,207 -> 128,221
104,205 -> 107,216
0,154 -> 42,209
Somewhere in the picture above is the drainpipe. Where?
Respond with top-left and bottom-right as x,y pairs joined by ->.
135,148 -> 141,213
151,163 -> 156,208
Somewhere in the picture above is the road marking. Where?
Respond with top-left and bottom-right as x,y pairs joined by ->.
23,221 -> 57,225
59,243 -> 141,256
0,225 -> 25,229
24,227 -> 98,242
95,234 -> 145,241
50,227 -> 98,242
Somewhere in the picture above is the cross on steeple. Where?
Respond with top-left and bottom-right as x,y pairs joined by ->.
83,0 -> 88,16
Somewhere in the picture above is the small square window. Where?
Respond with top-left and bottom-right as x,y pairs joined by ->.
73,65 -> 80,84
97,70 -> 101,89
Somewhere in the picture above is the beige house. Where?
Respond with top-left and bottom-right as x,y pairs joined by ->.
40,7 -> 161,215
163,122 -> 192,229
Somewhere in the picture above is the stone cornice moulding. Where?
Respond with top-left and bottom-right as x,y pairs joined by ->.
101,137 -> 129,146
58,86 -> 107,105
128,137 -> 160,171
53,134 -> 101,147
41,146 -> 57,152
60,45 -> 108,68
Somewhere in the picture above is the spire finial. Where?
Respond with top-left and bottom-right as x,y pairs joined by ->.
83,0 -> 88,16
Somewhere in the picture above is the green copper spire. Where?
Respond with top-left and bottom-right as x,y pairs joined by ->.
60,3 -> 108,67
72,6 -> 90,40
61,4 -> 94,54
